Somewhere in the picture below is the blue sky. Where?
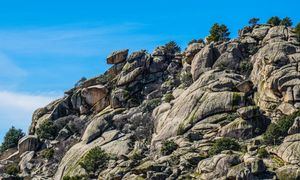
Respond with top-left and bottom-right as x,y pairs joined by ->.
0,0 -> 299,142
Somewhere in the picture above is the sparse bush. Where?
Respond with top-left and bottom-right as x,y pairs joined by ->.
0,126 -> 25,152
267,16 -> 281,26
180,72 -> 193,87
188,39 -> 204,45
295,23 -> 300,41
263,110 -> 300,145
207,23 -> 230,43
164,41 -> 181,54
249,18 -> 260,26
63,175 -> 88,180
4,163 -> 19,176
74,77 -> 87,87
258,147 -> 269,158
208,138 -> 240,156
239,60 -> 253,75
161,140 -> 178,156
263,123 -> 282,145
163,93 -> 175,103
79,147 -> 109,174
143,98 -> 161,112
36,120 -> 58,140
280,17 -> 293,27
42,148 -> 55,159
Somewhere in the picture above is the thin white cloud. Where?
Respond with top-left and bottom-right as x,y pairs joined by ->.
0,23 -> 169,57
0,91 -> 60,137
0,52 -> 27,78
0,91 -> 59,111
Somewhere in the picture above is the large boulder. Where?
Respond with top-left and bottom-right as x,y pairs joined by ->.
54,130 -> 130,179
81,85 -> 109,113
276,134 -> 300,164
276,165 -> 300,180
288,117 -> 300,135
213,42 -> 244,71
250,37 -> 300,114
183,42 -> 204,64
191,44 -> 219,81
18,135 -> 39,154
107,49 -> 129,64
151,69 -> 245,147
218,118 -> 253,139
196,154 -> 241,179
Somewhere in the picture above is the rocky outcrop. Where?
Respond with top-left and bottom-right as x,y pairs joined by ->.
276,133 -> 300,164
191,44 -> 219,81
3,23 -> 300,180
18,136 -> 39,155
107,49 -> 129,64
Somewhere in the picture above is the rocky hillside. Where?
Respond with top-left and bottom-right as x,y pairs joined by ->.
1,24 -> 300,180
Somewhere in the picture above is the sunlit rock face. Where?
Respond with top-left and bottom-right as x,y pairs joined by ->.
250,26 -> 300,116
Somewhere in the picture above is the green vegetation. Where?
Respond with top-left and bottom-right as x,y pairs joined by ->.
249,18 -> 260,26
164,41 -> 181,54
280,17 -> 293,27
180,72 -> 193,87
295,23 -> 300,41
0,126 -> 25,152
232,92 -> 243,108
208,138 -> 240,156
79,147 -> 109,174
63,175 -> 88,180
177,123 -> 185,135
188,38 -> 204,45
4,163 -> 19,176
267,16 -> 293,27
207,23 -> 230,43
263,110 -> 300,145
225,113 -> 239,122
42,148 -> 55,159
161,140 -> 178,156
267,16 -> 281,26
257,147 -> 269,158
36,120 -> 59,140
239,60 -> 253,75
74,77 -> 87,87
163,93 -> 175,103
143,98 -> 161,112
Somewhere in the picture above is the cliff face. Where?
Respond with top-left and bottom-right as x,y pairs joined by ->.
1,24 -> 300,180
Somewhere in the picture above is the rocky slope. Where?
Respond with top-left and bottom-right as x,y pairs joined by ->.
1,24 -> 300,180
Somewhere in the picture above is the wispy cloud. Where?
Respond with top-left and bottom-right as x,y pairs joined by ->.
0,23 -> 169,57
0,91 -> 60,139
0,52 -> 27,78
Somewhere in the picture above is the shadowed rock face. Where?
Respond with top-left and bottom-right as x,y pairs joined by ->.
2,24 -> 300,180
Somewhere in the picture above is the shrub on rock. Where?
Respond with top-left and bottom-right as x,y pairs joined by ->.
267,16 -> 281,26
295,23 -> 300,41
161,140 -> 178,156
208,138 -> 240,156
36,120 -> 59,140
0,126 -> 25,152
280,17 -> 293,27
188,39 -> 204,45
257,147 -> 269,158
163,93 -> 175,103
263,111 -> 300,145
4,163 -> 19,176
63,175 -> 88,180
42,148 -> 55,159
249,18 -> 260,26
79,147 -> 109,174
